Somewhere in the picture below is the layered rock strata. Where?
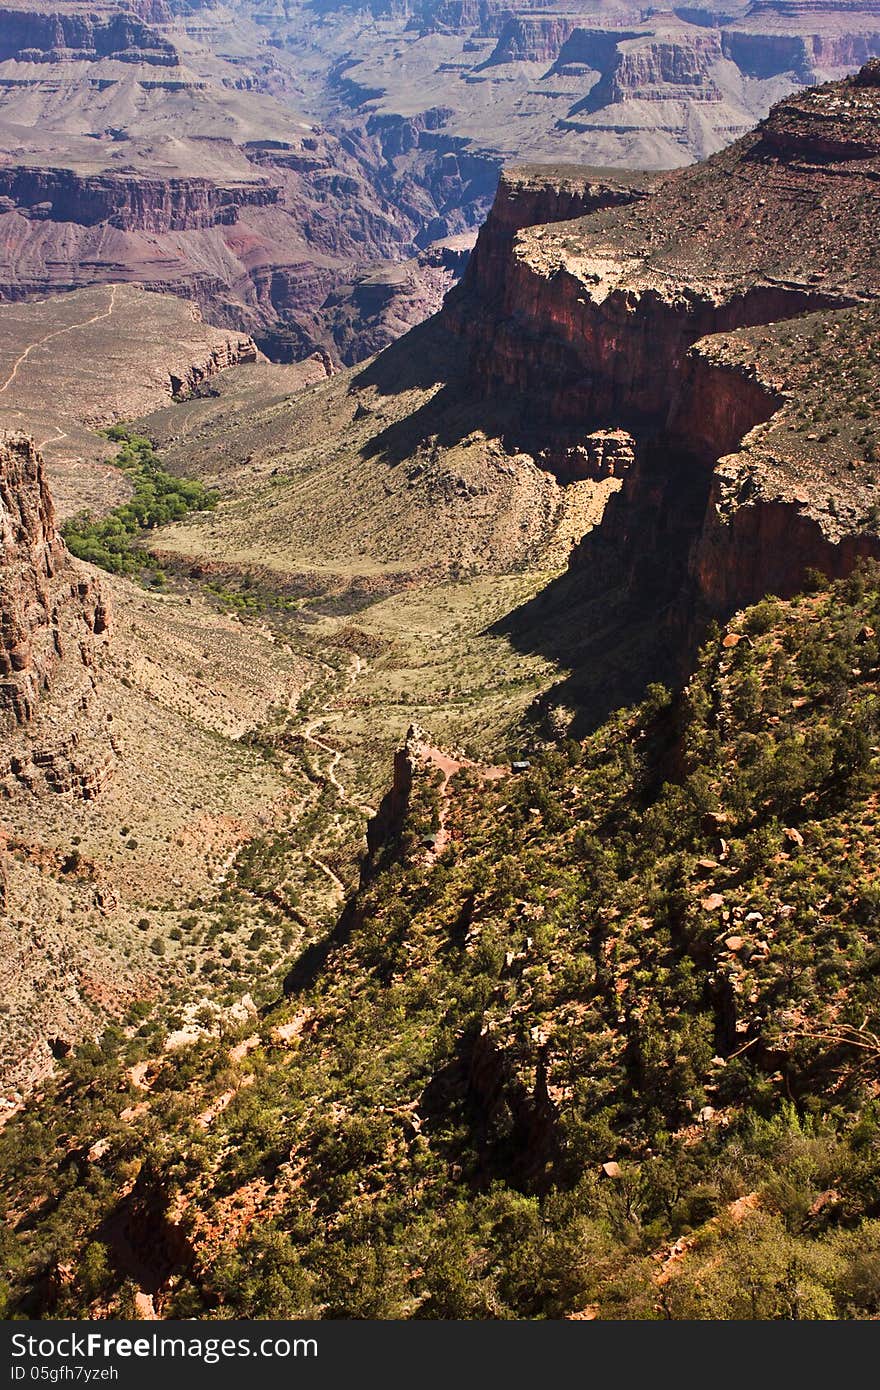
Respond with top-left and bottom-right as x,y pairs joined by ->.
0,4 -> 178,65
445,62 -> 880,643
0,434 -> 113,798
0,169 -> 279,233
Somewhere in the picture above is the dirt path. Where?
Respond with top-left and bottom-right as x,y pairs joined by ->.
296,656 -> 380,899
417,743 -> 507,858
215,655 -> 374,919
37,424 -> 69,450
306,850 -> 346,897
302,656 -> 377,818
303,719 -> 344,789
0,284 -> 118,398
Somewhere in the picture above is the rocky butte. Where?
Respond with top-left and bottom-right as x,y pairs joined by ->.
445,59 -> 880,681
0,432 -> 114,798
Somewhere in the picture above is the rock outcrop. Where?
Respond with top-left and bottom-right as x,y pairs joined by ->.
445,62 -> 880,657
569,29 -> 727,113
364,723 -> 426,866
538,428 -> 637,483
483,16 -> 580,67
168,330 -> 263,399
454,163 -> 654,307
0,434 -> 113,797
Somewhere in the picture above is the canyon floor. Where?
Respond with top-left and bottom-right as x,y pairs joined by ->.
0,315 -> 616,1104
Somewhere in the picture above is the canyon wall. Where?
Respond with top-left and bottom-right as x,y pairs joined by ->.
0,169 -> 279,233
691,479 -> 880,613
721,29 -> 880,78
0,434 -> 114,797
452,180 -> 840,433
444,70 -> 880,645
580,32 -> 726,110
454,164 -> 653,306
0,6 -> 178,65
483,17 -> 580,67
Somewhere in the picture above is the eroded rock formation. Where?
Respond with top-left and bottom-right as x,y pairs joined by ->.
0,4 -> 178,65
0,169 -> 279,234
0,434 -> 113,797
445,61 -> 880,660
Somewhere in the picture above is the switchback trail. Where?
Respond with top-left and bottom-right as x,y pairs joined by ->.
302,655 -> 377,819
298,654 -> 376,901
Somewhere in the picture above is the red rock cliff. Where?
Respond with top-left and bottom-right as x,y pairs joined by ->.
443,66 -> 880,646
0,434 -> 114,797
449,164 -> 653,309
0,168 -> 279,233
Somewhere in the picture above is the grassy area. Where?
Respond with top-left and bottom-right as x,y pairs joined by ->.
61,426 -> 217,577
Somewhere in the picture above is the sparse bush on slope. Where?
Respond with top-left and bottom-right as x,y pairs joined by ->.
2,568 -> 880,1319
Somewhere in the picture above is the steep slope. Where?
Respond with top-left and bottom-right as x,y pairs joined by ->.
442,62 -> 880,710
134,315 -> 617,604
2,571 -> 879,1318
0,432 -> 113,797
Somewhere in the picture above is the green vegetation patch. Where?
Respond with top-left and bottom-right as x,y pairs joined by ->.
3,568 -> 880,1319
61,426 -> 217,576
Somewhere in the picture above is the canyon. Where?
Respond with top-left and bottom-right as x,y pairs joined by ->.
0,0 -> 496,364
2,63 -> 878,1089
0,426 -> 318,1095
0,54 -> 879,1321
439,61 -> 880,703
1,0 -> 880,364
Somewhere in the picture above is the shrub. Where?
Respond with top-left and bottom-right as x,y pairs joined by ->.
61,429 -> 217,576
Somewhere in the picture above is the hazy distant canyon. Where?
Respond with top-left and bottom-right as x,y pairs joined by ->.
1,0 -> 880,363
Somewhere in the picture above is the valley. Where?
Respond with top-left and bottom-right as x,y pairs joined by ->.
1,0 -> 880,363
0,54 -> 879,1322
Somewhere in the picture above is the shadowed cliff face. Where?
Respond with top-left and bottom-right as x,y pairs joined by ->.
445,65 -> 880,719
0,434 -> 114,796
